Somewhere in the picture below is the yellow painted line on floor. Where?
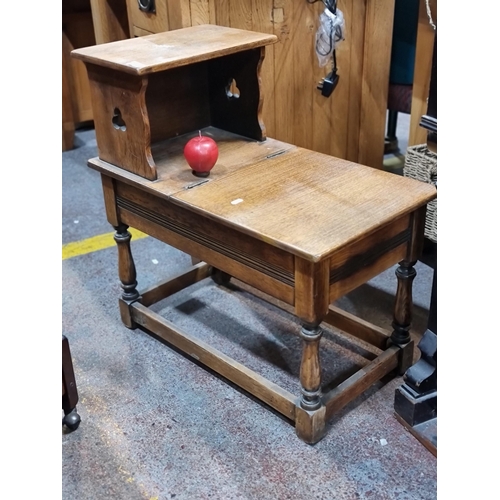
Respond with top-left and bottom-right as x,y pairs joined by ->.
62,228 -> 149,260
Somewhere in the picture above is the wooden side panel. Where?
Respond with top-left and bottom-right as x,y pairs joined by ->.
357,0 -> 395,169
208,49 -> 266,140
86,64 -> 157,179
212,0 -> 274,135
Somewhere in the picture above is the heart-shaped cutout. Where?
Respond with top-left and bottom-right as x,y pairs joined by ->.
112,108 -> 126,131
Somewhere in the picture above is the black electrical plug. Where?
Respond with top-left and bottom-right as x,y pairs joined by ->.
317,70 -> 339,98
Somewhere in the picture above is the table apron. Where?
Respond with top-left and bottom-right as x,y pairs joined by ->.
106,178 -> 415,320
111,181 -> 296,305
328,214 -> 412,302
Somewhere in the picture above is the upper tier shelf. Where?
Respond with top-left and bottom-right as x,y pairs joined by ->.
71,24 -> 277,75
88,126 -> 296,198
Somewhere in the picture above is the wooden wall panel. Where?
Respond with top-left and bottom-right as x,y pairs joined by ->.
190,0 -> 211,25
211,0 -> 393,168
272,0 -> 295,144
345,0 -> 366,162
311,0 -> 341,158
408,0 -> 436,147
165,0 -> 193,29
252,0 -> 276,138
90,0 -> 130,44
63,11 -> 96,124
357,0 -> 395,168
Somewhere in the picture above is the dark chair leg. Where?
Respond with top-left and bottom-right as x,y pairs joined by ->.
62,335 -> 81,431
385,110 -> 399,154
394,252 -> 437,456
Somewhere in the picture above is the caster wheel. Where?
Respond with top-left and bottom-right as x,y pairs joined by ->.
63,409 -> 81,431
211,268 -> 231,286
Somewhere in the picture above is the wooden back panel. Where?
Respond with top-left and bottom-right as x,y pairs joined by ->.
147,62 -> 211,144
208,48 -> 266,141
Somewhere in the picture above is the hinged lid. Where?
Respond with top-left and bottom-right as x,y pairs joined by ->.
71,24 -> 277,75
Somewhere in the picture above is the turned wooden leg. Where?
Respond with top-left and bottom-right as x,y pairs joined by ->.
391,260 -> 417,373
299,325 -> 323,411
295,324 -> 326,444
114,224 -> 140,328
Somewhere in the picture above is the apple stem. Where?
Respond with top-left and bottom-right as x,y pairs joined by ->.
198,130 -> 202,138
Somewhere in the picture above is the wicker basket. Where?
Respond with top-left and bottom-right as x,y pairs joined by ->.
403,144 -> 437,243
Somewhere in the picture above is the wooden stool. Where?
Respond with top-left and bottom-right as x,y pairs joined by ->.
72,25 -> 436,444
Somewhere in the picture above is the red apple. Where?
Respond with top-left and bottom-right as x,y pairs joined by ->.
183,132 -> 219,177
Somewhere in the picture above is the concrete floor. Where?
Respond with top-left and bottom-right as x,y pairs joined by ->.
62,124 -> 436,500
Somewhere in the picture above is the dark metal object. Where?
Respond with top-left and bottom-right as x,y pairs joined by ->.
308,0 -> 341,98
394,266 -> 437,456
394,328 -> 437,426
317,69 -> 339,97
394,34 -> 437,454
62,335 -> 81,431
138,0 -> 155,13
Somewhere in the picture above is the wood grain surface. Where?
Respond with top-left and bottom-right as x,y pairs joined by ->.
88,127 -> 296,196
72,24 -> 277,75
172,147 -> 436,261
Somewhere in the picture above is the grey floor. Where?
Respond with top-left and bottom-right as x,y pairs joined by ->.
62,117 -> 436,500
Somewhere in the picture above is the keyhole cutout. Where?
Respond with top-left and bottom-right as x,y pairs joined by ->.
112,108 -> 126,131
226,78 -> 240,100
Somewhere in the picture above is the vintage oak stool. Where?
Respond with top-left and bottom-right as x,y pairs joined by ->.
72,25 -> 436,444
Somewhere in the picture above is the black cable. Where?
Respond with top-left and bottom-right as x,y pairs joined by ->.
306,0 -> 337,15
314,5 -> 343,57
